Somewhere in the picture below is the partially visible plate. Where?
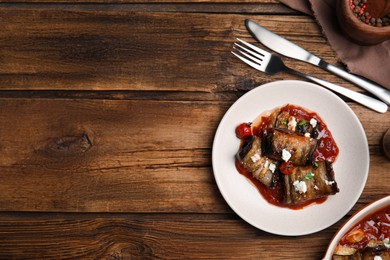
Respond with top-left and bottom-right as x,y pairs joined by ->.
212,80 -> 369,236
323,195 -> 390,259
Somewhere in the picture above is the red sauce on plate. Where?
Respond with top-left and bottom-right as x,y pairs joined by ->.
338,205 -> 390,251
281,104 -> 339,162
235,159 -> 327,210
235,104 -> 339,209
252,104 -> 339,162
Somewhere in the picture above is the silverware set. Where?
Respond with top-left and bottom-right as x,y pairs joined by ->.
232,19 -> 390,113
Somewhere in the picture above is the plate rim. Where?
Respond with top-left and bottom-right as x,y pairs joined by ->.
212,80 -> 369,236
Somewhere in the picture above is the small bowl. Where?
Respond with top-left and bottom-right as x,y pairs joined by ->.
337,0 -> 390,45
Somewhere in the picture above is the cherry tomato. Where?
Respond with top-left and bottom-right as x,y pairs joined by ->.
235,122 -> 252,139
279,161 -> 294,175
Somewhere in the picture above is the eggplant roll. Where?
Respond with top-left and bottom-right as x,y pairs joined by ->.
275,110 -> 320,138
362,246 -> 390,260
263,129 -> 318,166
333,243 -> 390,260
236,136 -> 277,187
284,161 -> 339,206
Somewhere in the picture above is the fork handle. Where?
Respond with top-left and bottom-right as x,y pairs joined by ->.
287,68 -> 388,113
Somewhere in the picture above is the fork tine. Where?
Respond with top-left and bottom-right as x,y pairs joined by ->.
236,38 -> 270,57
231,51 -> 264,72
234,43 -> 263,64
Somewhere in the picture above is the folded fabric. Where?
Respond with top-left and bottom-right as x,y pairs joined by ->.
279,0 -> 390,90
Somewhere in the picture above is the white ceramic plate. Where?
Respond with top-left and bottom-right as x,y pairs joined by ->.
323,195 -> 390,259
212,80 -> 369,236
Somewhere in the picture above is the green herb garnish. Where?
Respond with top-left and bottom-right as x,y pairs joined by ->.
304,171 -> 314,181
312,161 -> 319,169
280,120 -> 287,125
298,121 -> 307,126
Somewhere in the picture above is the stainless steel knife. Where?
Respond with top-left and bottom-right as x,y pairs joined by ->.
245,19 -> 390,105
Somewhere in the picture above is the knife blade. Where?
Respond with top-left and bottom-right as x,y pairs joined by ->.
245,19 -> 390,105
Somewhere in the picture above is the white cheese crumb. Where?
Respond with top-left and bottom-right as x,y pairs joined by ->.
269,163 -> 276,173
325,180 -> 335,186
384,238 -> 390,249
263,159 -> 270,169
310,118 -> 317,128
288,117 -> 297,131
374,256 -> 382,260
293,180 -> 307,194
282,149 -> 291,162
304,132 -> 311,138
250,153 -> 261,163
316,129 -> 326,140
314,185 -> 319,190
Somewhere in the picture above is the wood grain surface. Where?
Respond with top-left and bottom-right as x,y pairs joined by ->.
0,213 -> 343,259
0,8 -> 354,93
0,99 -> 388,213
0,1 -> 389,259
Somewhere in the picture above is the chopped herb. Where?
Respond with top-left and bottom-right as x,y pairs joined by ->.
304,171 -> 314,181
312,161 -> 319,169
298,121 -> 307,126
280,120 -> 287,125
384,238 -> 390,248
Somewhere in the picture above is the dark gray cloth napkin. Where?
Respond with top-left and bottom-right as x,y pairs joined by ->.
280,0 -> 390,90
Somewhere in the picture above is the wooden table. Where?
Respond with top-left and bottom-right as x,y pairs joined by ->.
0,0 -> 389,259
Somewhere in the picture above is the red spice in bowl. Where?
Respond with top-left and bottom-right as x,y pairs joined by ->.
349,0 -> 390,27
337,0 -> 390,45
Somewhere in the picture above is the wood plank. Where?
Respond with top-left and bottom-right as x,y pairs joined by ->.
0,99 -> 388,212
0,3 -> 295,14
1,0 -> 279,3
0,212 -> 359,259
0,9 -> 367,93
0,99 -> 227,212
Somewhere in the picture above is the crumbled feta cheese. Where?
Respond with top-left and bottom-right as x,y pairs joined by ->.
310,118 -> 317,128
263,159 -> 270,169
293,180 -> 307,194
282,149 -> 291,162
374,256 -> 382,260
325,180 -> 335,186
269,163 -> 276,173
316,129 -> 326,140
304,132 -> 311,138
384,238 -> 390,249
288,117 -> 297,131
250,153 -> 261,163
314,185 -> 319,190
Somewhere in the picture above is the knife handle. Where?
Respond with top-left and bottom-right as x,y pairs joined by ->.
321,62 -> 390,105
287,68 -> 388,113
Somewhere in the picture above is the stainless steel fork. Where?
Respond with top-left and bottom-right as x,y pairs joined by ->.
232,38 -> 388,113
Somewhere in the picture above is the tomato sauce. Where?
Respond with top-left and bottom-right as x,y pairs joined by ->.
278,104 -> 339,162
339,205 -> 390,251
253,116 -> 275,138
235,104 -> 338,209
253,104 -> 339,162
235,159 -> 327,210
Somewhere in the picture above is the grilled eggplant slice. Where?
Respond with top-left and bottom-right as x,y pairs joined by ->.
333,246 -> 362,260
236,136 -> 277,187
274,110 -> 320,138
263,129 -> 318,166
333,242 -> 390,260
361,243 -> 390,260
284,161 -> 339,206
